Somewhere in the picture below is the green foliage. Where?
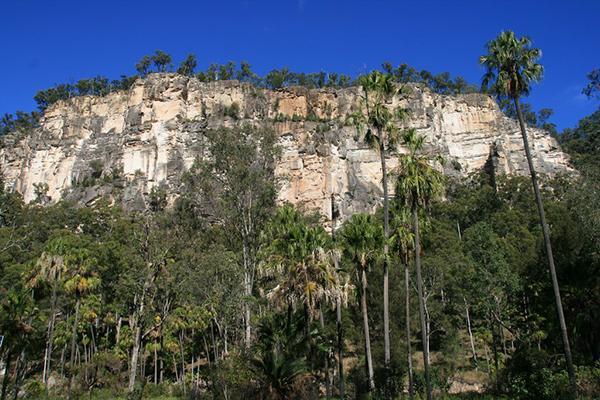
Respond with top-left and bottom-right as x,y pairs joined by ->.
151,50 -> 172,73
0,111 -> 40,136
559,108 -> 600,174
480,30 -> 543,99
582,69 -> 600,99
251,313 -> 309,398
176,54 -> 197,76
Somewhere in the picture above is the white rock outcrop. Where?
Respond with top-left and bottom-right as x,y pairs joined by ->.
0,74 -> 572,222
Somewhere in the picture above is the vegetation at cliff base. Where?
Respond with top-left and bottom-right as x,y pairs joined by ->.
0,31 -> 598,400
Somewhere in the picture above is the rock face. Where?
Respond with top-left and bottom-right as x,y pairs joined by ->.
0,74 -> 572,223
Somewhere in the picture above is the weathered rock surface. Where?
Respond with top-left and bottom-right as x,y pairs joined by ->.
0,74 -> 572,223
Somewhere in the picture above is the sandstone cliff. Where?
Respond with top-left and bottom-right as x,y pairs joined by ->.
0,74 -> 572,222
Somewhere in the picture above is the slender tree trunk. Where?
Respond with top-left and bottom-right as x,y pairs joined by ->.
380,142 -> 391,368
179,331 -> 187,396
67,297 -> 81,400
129,315 -> 142,392
319,306 -> 331,398
43,283 -> 58,390
0,349 -> 13,400
60,345 -> 66,378
336,296 -> 345,398
483,342 -> 491,374
11,350 -> 25,400
154,341 -> 158,385
115,315 -> 122,347
514,96 -> 576,390
331,194 -> 345,399
424,297 -> 431,366
464,298 -> 478,369
360,268 -> 375,391
412,204 -> 432,400
242,240 -> 253,347
405,261 -> 414,399
491,317 -> 500,393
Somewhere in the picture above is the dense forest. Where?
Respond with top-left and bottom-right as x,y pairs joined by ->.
0,32 -> 598,400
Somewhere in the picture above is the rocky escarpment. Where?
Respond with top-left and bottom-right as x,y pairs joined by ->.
0,74 -> 572,223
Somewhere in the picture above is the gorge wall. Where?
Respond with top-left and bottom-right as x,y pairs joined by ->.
0,74 -> 573,223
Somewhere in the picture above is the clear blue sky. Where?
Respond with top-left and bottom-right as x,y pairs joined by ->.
1,0 -> 598,130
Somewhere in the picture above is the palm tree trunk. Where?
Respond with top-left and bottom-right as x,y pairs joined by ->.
319,306 -> 331,398
412,204 -> 432,400
331,194 -> 345,398
380,143 -> 391,368
67,297 -> 81,400
336,296 -> 345,398
361,268 -> 375,391
11,350 -> 25,400
405,261 -> 414,399
154,340 -> 158,385
514,96 -> 576,389
0,349 -> 13,400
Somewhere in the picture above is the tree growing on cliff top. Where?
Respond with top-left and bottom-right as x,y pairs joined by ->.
151,50 -> 172,73
480,30 -> 576,392
176,53 -> 197,76
135,55 -> 152,77
583,68 -> 600,99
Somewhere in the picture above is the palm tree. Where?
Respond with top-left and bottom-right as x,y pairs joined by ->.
480,30 -> 576,389
340,213 -> 383,392
260,205 -> 339,322
260,205 -> 347,395
395,129 -> 445,400
0,288 -> 35,400
252,314 -> 309,400
390,206 -> 415,399
351,70 -> 407,368
27,238 -> 70,392
63,247 -> 100,400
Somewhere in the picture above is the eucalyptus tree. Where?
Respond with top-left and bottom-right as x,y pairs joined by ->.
395,129 -> 444,400
583,69 -> 599,99
176,53 -> 197,76
135,55 -> 151,77
126,212 -> 175,395
183,125 -> 278,346
480,30 -> 576,388
151,50 -> 172,73
349,70 -> 408,368
340,213 -> 383,392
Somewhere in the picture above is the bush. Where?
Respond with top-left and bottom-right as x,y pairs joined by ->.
500,347 -> 576,400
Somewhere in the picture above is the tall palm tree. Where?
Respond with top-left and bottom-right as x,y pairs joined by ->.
260,205 -> 348,395
63,247 -> 100,400
480,30 -> 576,389
390,206 -> 415,399
395,129 -> 445,400
340,213 -> 383,392
27,238 -> 70,392
351,70 -> 407,368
